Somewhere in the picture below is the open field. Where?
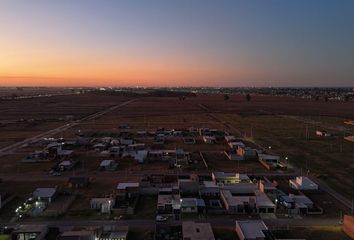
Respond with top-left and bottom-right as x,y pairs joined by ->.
0,93 -> 130,147
1,93 -> 353,196
0,92 -> 353,238
0,87 -> 73,98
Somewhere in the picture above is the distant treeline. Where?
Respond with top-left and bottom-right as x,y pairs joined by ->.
147,90 -> 196,97
91,89 -> 197,97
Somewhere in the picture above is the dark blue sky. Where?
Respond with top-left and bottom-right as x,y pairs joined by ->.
1,0 -> 353,87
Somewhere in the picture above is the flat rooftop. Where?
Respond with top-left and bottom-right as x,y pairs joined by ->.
236,220 -> 268,239
182,221 -> 215,240
116,182 -> 140,190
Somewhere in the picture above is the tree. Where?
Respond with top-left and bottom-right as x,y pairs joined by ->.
224,94 -> 229,101
246,94 -> 251,102
324,96 -> 329,102
344,95 -> 350,102
315,96 -> 319,101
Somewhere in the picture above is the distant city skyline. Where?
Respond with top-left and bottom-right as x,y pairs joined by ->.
1,0 -> 353,87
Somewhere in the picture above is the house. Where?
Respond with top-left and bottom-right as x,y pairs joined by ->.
202,136 -> 216,144
93,143 -> 107,152
225,135 -> 236,143
99,160 -> 118,171
32,188 -> 57,203
68,176 -> 90,188
178,179 -> 199,195
58,160 -> 75,171
57,227 -> 102,240
120,138 -> 134,146
258,154 -> 280,169
126,143 -> 147,152
290,194 -> 314,213
228,141 -> 245,150
90,198 -> 115,213
223,183 -> 258,195
24,150 -> 49,162
175,149 -> 191,165
182,221 -> 215,240
56,147 -> 74,159
289,176 -> 318,190
199,181 -> 220,197
157,194 -> 181,214
258,180 -> 276,194
278,193 -> 314,214
134,150 -> 148,163
237,146 -> 257,159
221,189 -> 275,214
147,149 -> 190,164
181,198 -> 198,213
12,225 -> 48,240
225,150 -> 244,161
212,172 -> 251,185
109,146 -> 124,157
235,220 -> 272,240
99,227 -> 129,240
116,182 -> 140,198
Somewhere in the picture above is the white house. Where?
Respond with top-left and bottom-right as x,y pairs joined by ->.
90,198 -> 115,213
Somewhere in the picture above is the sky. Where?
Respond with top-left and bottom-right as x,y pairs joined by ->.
0,0 -> 353,87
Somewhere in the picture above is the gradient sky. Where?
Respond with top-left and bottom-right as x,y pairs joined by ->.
0,0 -> 354,87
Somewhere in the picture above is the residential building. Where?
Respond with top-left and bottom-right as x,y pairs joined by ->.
57,227 -> 102,240
68,176 -> 90,188
289,176 -> 318,190
90,198 -> 115,213
99,160 -> 118,171
212,172 -> 251,185
12,225 -> 48,240
32,188 -> 57,203
157,194 -> 181,214
235,220 -> 273,240
221,189 -> 275,214
228,141 -> 245,150
116,182 -> 140,198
